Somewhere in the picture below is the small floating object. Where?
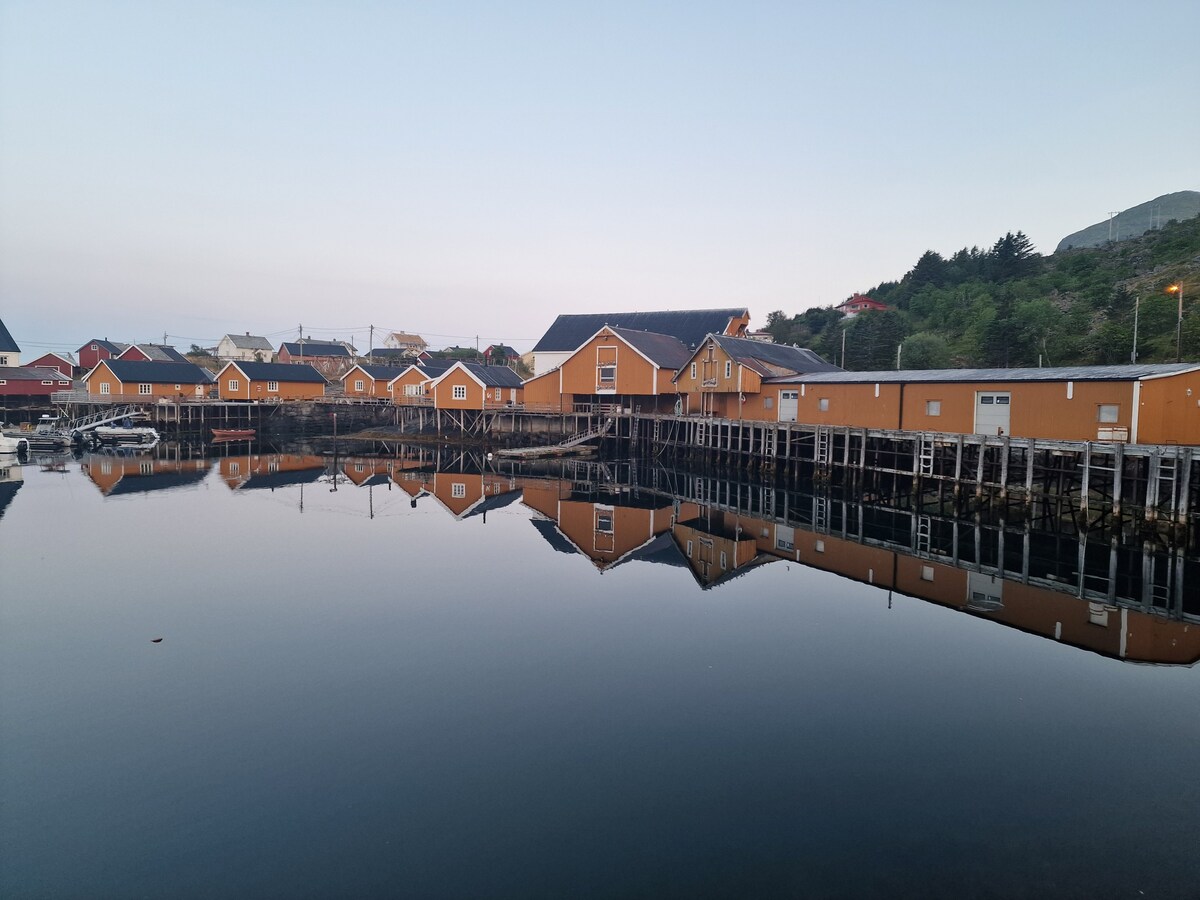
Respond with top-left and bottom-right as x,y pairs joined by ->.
151,638 -> 163,643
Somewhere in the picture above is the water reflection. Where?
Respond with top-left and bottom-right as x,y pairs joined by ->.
9,445 -> 1200,666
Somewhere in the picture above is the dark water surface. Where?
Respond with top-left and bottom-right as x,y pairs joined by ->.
3,452 -> 1199,899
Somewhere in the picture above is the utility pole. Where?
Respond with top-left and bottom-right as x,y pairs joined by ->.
896,343 -> 902,370
841,328 -> 847,368
298,324 -> 303,361
1131,295 -> 1139,364
369,325 -> 374,363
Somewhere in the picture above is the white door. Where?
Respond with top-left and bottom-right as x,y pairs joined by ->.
974,392 -> 1011,435
779,390 -> 799,423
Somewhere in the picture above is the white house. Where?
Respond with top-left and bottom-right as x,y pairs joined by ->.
216,333 -> 275,362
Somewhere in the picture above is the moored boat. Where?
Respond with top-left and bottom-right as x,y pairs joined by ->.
0,428 -> 31,455
211,428 -> 256,440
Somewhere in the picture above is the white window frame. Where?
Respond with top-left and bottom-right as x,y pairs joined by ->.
42,380 -> 53,385
452,384 -> 467,400
228,379 -> 240,392
267,381 -> 279,392
494,388 -> 502,401
597,365 -> 616,384
818,398 -> 829,412
1097,404 -> 1119,423
451,482 -> 467,498
100,383 -> 110,394
690,362 -> 697,379
354,379 -> 365,391
724,360 -> 732,379
926,400 -> 942,416
138,383 -> 152,395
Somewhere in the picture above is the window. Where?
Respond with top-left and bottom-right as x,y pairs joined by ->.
229,461 -> 240,476
228,379 -> 240,392
354,379 -> 364,391
720,551 -> 727,570
0,380 -> 6,385
42,380 -> 53,385
406,383 -> 422,396
100,383 -> 110,394
267,381 -> 278,392
598,365 -> 616,383
495,388 -> 502,401
815,540 -> 825,553
921,565 -> 935,581
926,400 -> 942,416
690,362 -> 697,379
764,397 -> 774,409
91,344 -> 98,350
596,513 -> 613,533
175,384 -> 181,390
452,384 -> 467,400
0,356 -> 7,365
138,383 -> 152,395
818,398 -> 829,411
1097,404 -> 1119,423
451,482 -> 466,498
724,360 -> 732,379
996,395 -> 1009,405
686,540 -> 694,558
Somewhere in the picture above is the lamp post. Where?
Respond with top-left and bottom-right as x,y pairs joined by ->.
1168,283 -> 1184,362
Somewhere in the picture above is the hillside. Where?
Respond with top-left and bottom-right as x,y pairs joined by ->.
1057,190 -> 1200,251
767,212 -> 1200,371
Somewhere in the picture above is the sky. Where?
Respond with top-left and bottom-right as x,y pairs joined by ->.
1,1 -> 1197,356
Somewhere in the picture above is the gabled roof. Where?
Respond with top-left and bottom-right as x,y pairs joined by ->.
607,326 -> 692,369
30,351 -> 76,366
387,332 -> 427,345
366,348 -> 414,359
484,344 -> 517,355
79,338 -> 128,355
122,343 -> 189,363
0,318 -> 19,353
343,363 -> 396,382
279,341 -> 353,358
93,360 -> 214,383
0,366 -> 74,382
222,361 -> 327,383
429,360 -> 524,389
532,308 -> 749,353
222,333 -> 274,350
680,334 -> 841,381
773,362 -> 1200,385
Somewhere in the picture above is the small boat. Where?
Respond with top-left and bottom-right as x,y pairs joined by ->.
91,424 -> 160,447
211,428 -> 256,440
0,428 -> 31,455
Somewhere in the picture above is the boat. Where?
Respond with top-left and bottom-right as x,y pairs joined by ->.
211,428 -> 256,440
91,424 -> 160,447
23,415 -> 76,451
0,428 -> 30,455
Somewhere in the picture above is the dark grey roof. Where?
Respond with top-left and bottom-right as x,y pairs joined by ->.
417,360 -> 455,376
0,480 -> 21,522
461,362 -> 524,388
530,517 -> 578,554
238,467 -> 326,490
607,531 -> 690,570
280,341 -> 353,358
461,489 -> 522,519
0,318 -> 18,353
532,308 -> 749,353
223,333 -> 274,350
0,366 -> 74,382
347,364 -> 396,381
99,360 -> 214,383
770,362 -> 1200,385
706,335 -> 841,377
106,467 -> 209,496
229,361 -> 327,383
80,338 -> 127,355
129,344 -> 188,363
609,327 -> 692,368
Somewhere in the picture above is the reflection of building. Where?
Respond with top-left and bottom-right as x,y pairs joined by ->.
671,514 -> 774,587
522,479 -> 699,570
0,460 -> 24,521
668,479 -> 1200,665
394,470 -> 523,519
218,454 -> 327,490
340,458 -> 394,487
81,455 -> 211,496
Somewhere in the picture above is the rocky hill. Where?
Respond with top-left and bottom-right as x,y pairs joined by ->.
1057,190 -> 1200,251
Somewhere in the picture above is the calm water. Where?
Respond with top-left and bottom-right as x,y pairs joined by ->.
3,449 -> 1200,899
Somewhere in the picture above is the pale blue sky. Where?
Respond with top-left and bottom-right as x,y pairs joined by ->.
2,1 -> 1197,354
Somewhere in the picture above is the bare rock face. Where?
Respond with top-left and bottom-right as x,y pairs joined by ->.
1057,190 -> 1200,251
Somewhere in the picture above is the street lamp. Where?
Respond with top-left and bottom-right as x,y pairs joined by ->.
1167,283 -> 1184,362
